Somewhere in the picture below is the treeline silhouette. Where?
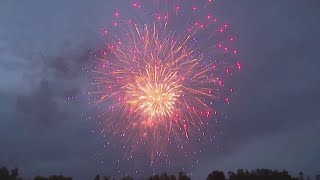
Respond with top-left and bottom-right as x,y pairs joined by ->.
0,166 -> 311,180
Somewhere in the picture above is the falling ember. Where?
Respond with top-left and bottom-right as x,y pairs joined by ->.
88,0 -> 239,163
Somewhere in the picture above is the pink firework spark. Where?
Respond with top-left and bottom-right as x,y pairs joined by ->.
87,0 -> 240,168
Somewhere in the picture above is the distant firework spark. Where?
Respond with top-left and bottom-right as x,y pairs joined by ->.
88,0 -> 240,165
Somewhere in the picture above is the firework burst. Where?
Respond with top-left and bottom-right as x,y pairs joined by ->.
88,0 -> 240,165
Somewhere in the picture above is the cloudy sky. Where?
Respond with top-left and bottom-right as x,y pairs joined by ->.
1,0 -> 320,179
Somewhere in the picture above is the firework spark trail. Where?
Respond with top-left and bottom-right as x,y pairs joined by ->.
88,0 -> 240,166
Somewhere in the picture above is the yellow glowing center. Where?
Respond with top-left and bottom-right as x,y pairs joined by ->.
126,65 -> 181,119
139,82 -> 177,117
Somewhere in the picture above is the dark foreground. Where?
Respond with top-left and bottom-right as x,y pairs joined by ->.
0,166 -> 315,180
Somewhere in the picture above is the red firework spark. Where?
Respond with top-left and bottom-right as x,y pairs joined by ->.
88,0 -> 240,164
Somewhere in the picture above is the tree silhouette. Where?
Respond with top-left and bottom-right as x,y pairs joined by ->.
0,165 -> 306,180
228,171 -> 236,180
94,174 -> 100,180
148,174 -> 160,180
207,170 -> 226,180
148,173 -> 177,180
169,174 -> 177,180
121,176 -> 134,180
178,172 -> 191,180
34,176 -> 47,180
226,169 -> 299,180
160,173 -> 170,180
0,167 -> 21,180
0,167 -> 10,179
103,176 -> 114,180
299,172 -> 304,180
34,175 -> 72,180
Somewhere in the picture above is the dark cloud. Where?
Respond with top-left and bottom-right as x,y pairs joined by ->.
4,43 -> 90,126
15,80 -> 65,126
0,0 -> 103,178
49,50 -> 90,79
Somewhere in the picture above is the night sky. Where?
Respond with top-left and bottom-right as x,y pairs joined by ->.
1,0 -> 320,179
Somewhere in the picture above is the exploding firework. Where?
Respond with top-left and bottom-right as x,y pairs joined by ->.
88,0 -> 240,165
